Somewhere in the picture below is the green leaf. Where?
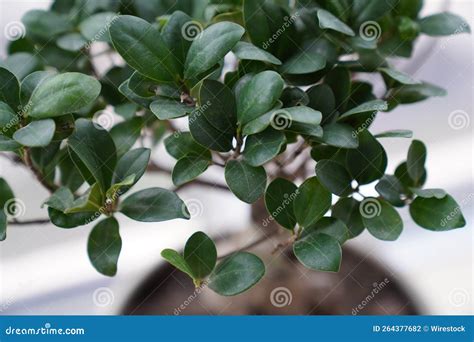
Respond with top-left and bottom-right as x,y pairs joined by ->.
87,217 -> 122,277
375,175 -> 405,207
208,252 -> 265,296
419,12 -> 471,36
317,9 -> 355,36
184,231 -> 217,280
225,160 -> 267,204
264,178 -> 298,230
13,119 -> 55,147
164,132 -> 209,159
280,52 -> 326,75
241,102 -> 282,136
48,207 -> 97,229
22,9 -> 72,41
293,233 -> 341,272
305,217 -> 351,245
407,140 -> 427,186
0,136 -> 20,152
331,197 -> 365,238
79,12 -> 117,43
338,100 -> 388,120
20,71 -> 54,107
119,188 -> 190,222
346,130 -> 387,185
362,198 -> 403,241
161,249 -> 193,278
184,22 -> 245,79
237,71 -> 284,125
410,195 -> 466,231
28,73 -> 101,119
150,98 -> 191,120
162,11 -> 193,65
306,84 -> 335,124
294,177 -> 332,228
243,128 -> 285,166
379,67 -> 419,85
375,129 -> 413,138
232,42 -> 282,65
109,15 -> 180,82
389,82 -> 446,104
172,155 -> 211,186
315,159 -> 353,197
189,80 -> 237,152
67,119 -> 117,192
0,211 -> 6,242
395,162 -> 426,190
2,53 -> 41,80
317,123 -> 358,149
56,33 -> 87,52
411,188 -> 447,199
0,67 -> 20,110
109,117 -> 143,158
0,178 -> 15,241
354,0 -> 398,25
65,183 -> 103,214
112,148 -> 150,192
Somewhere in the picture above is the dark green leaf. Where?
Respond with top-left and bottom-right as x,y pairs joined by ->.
315,159 -> 353,196
293,233 -> 341,272
294,177 -> 332,228
161,249 -> 193,278
317,9 -> 355,36
184,231 -> 217,280
0,67 -> 20,110
20,71 -> 54,107
119,188 -> 190,222
280,52 -> 326,75
28,73 -> 101,119
0,178 -> 15,241
109,15 -> 180,82
67,119 -> 117,192
375,175 -> 405,207
88,217 -> 122,276
225,160 -> 267,204
232,41 -> 282,65
164,132 -> 209,159
411,188 -> 447,199
331,197 -> 365,238
22,9 -> 72,41
410,195 -> 466,231
306,84 -> 335,124
162,11 -> 193,65
389,82 -> 446,104
79,12 -> 118,43
172,155 -> 211,186
184,22 -> 245,79
407,140 -> 427,186
243,128 -> 285,166
208,252 -> 265,296
304,217 -> 350,245
379,67 -> 419,85
112,147 -> 150,193
150,98 -> 190,120
338,100 -> 388,120
346,130 -> 387,185
318,123 -> 358,149
109,117 -> 143,158
362,198 -> 403,241
395,161 -> 427,190
264,178 -> 298,230
0,136 -> 21,152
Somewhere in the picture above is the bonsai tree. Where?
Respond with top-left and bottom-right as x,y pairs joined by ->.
0,0 -> 469,297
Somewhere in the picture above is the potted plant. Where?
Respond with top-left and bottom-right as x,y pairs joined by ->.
0,0 -> 469,312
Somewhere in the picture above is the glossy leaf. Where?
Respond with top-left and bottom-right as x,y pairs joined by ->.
362,199 -> 404,241
0,67 -> 20,110
88,217 -> 122,277
112,148 -> 151,193
150,98 -> 190,120
13,119 -> 55,147
338,100 -> 388,120
294,233 -> 341,272
184,231 -> 217,280
294,177 -> 332,228
264,178 -> 298,230
172,155 -> 210,186
315,159 -> 353,196
317,9 -> 355,36
420,12 -> 470,36
164,132 -> 209,159
243,128 -> 285,166
232,41 -> 282,65
410,195 -> 466,231
225,160 -> 267,204
407,140 -> 427,186
331,197 -> 365,238
304,217 -> 351,245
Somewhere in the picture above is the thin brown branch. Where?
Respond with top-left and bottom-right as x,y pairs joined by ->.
217,229 -> 281,260
9,219 -> 51,226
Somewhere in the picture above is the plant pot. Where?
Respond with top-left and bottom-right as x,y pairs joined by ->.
121,201 -> 419,316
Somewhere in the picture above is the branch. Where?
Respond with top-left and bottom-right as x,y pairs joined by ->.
23,148 -> 58,193
217,229 -> 281,260
9,219 -> 51,226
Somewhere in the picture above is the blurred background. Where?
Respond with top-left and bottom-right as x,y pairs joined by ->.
0,0 -> 472,315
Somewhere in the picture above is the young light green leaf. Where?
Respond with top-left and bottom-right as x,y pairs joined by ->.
119,188 -> 190,222
88,217 -> 122,277
294,177 -> 332,228
208,252 -> 265,296
225,160 -> 267,204
13,119 -> 55,147
294,233 -> 342,272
